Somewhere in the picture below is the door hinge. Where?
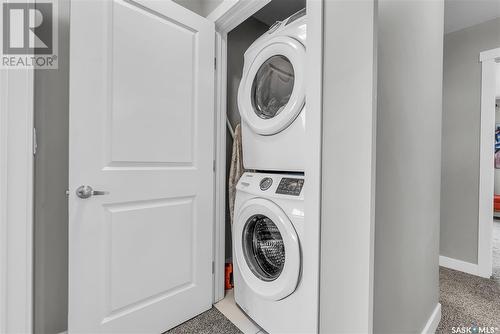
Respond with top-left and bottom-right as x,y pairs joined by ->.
213,159 -> 216,172
214,57 -> 217,70
33,128 -> 37,155
212,261 -> 215,274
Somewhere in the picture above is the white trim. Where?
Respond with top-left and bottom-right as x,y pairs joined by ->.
421,304 -> 441,334
476,48 -> 500,279
0,64 -> 7,334
439,255 -> 480,276
213,31 -> 227,303
213,0 -> 270,33
0,66 -> 34,333
206,0 -> 239,22
479,47 -> 500,62
304,1 -> 323,333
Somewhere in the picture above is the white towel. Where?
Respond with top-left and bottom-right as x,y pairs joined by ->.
228,123 -> 244,225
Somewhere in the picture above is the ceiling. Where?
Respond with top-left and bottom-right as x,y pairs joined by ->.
444,0 -> 500,34
253,0 -> 306,26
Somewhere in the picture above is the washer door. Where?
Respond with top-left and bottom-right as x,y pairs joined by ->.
234,198 -> 300,301
238,36 -> 306,135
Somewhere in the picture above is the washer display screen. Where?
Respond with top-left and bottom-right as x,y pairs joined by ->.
276,178 -> 304,196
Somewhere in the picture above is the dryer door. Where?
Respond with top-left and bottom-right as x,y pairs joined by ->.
234,198 -> 300,301
238,36 -> 306,135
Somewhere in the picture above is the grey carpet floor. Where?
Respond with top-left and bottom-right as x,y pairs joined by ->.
437,267 -> 500,333
167,308 -> 242,334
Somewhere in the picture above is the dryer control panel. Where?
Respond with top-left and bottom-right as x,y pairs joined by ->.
276,177 -> 304,196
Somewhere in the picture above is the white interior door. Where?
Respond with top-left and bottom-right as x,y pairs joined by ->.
68,1 -> 214,332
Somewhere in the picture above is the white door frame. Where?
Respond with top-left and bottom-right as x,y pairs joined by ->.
478,47 -> 500,278
210,0 -> 324,309
0,67 -> 35,333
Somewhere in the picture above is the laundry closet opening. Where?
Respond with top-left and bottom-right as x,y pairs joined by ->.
222,0 -> 307,323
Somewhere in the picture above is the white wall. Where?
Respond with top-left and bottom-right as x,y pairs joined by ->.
374,0 -> 443,332
320,1 -> 377,332
441,18 -> 500,264
320,2 -> 443,332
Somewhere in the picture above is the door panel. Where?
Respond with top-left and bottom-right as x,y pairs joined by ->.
69,1 -> 215,332
107,197 -> 194,312
110,0 -> 196,164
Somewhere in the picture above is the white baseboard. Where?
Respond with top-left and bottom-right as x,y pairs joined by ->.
439,255 -> 479,276
421,303 -> 441,334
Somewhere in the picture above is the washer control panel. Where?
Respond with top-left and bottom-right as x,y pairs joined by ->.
259,177 -> 273,191
276,177 -> 304,196
237,173 -> 305,199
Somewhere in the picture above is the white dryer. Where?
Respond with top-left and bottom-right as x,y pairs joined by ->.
237,10 -> 306,172
233,172 -> 316,333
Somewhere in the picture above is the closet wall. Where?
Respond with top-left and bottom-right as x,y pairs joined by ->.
225,18 -> 269,261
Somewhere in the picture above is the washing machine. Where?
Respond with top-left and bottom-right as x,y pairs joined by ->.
237,9 -> 306,172
233,172 -> 315,333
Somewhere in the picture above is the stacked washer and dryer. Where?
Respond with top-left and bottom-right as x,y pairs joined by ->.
233,9 -> 314,333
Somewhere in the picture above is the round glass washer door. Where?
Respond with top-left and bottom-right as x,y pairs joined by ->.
242,214 -> 285,281
238,36 -> 306,136
234,198 -> 300,301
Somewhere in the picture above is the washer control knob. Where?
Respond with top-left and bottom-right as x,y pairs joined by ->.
260,177 -> 273,191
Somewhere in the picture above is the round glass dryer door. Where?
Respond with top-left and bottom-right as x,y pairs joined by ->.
251,56 -> 294,120
234,198 -> 301,301
238,36 -> 306,136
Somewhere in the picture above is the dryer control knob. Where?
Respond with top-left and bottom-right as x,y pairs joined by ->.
260,177 -> 273,191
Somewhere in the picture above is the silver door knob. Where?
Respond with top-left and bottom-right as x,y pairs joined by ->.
75,185 -> 109,199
